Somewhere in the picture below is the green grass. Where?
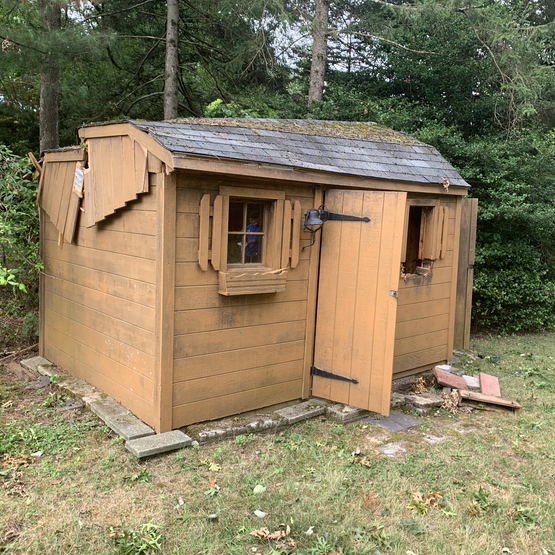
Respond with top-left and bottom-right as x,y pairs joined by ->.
2,332 -> 555,554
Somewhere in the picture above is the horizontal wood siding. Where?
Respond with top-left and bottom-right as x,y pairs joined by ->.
393,198 -> 458,376
42,187 -> 158,426
172,173 -> 314,427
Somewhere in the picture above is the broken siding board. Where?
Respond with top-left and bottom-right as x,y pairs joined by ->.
110,136 -> 126,210
122,136 -> 137,202
92,209 -> 157,236
44,339 -> 155,427
43,149 -> 86,162
54,162 -> 75,235
174,320 -> 306,359
99,137 -> 115,220
44,290 -> 155,356
172,380 -> 303,428
174,300 -> 308,335
46,162 -> 68,232
134,142 -> 148,194
173,360 -> 303,406
173,340 -> 305,382
63,187 -> 82,243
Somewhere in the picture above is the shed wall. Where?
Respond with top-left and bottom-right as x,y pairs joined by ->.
42,184 -> 158,426
393,196 -> 460,376
172,174 -> 316,427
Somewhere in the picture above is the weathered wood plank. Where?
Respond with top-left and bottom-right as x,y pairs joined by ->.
122,136 -> 138,203
394,329 -> 448,357
211,195 -> 223,271
91,209 -> 157,235
291,200 -> 302,269
173,340 -> 304,382
44,239 -> 156,283
110,136 -> 126,210
198,194 -> 210,271
44,290 -> 155,355
173,360 -> 303,406
172,380 -> 302,428
397,282 -> 452,306
393,345 -> 447,374
281,200 -> 292,268
174,320 -> 305,358
395,313 -> 450,339
175,300 -> 308,335
98,137 -> 115,221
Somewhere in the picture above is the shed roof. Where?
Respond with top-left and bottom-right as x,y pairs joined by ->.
127,118 -> 469,188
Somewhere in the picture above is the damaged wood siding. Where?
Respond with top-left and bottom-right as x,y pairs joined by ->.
393,196 -> 460,377
172,173 -> 314,427
42,184 -> 158,427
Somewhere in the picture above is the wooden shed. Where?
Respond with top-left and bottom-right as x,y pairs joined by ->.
37,119 -> 476,433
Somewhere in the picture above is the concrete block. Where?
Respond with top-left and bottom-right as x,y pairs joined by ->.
126,431 -> 193,458
390,392 -> 407,410
105,414 -> 155,441
274,401 -> 326,425
20,356 -> 51,373
326,404 -> 368,423
90,398 -> 128,420
463,375 -> 480,389
435,364 -> 452,372
405,392 -> 443,409
433,367 -> 468,390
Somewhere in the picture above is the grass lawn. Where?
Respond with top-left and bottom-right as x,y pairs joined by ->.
2,333 -> 555,554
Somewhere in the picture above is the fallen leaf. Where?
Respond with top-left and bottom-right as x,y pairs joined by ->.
209,476 -> 216,488
50,479 -> 62,485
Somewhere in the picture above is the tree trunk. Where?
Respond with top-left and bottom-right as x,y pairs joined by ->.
308,0 -> 329,107
164,0 -> 179,120
39,0 -> 61,152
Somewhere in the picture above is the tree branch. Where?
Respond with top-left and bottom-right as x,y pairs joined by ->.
80,0 -> 157,23
339,30 -> 445,56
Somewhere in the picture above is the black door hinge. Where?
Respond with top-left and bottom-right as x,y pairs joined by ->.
311,366 -> 359,384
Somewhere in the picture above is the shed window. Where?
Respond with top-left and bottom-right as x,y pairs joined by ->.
227,201 -> 265,265
405,206 -> 432,274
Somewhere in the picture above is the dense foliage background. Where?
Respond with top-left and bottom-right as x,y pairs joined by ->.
1,0 -> 554,331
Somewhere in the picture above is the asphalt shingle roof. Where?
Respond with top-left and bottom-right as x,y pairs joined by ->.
129,119 -> 469,187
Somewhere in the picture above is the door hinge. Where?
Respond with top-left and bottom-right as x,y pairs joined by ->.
311,366 -> 359,384
390,290 -> 398,298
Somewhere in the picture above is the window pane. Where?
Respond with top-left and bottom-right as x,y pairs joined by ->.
228,202 -> 244,232
227,234 -> 243,264
247,236 -> 263,264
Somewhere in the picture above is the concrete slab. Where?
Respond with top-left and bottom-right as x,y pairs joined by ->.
326,404 -> 368,423
126,431 -> 193,458
422,434 -> 446,446
379,441 -> 407,458
20,356 -> 51,373
197,417 -> 282,444
5,361 -> 38,381
405,392 -> 443,409
364,410 -> 421,432
105,414 -> 155,441
90,398 -> 129,420
274,401 -> 326,424
463,375 -> 481,389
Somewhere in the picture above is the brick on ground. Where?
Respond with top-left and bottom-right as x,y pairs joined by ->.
433,367 -> 468,390
479,373 -> 501,397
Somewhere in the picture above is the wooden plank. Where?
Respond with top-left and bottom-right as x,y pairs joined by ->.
459,390 -> 522,413
198,194 -> 210,271
394,329 -> 448,357
44,323 -> 153,402
44,289 -> 155,356
154,171 -> 176,432
172,380 -> 302,428
393,345 -> 447,374
147,152 -> 163,174
92,208 -> 157,236
44,337 -> 155,427
134,142 -> 148,194
84,165 -> 95,228
38,209 -> 46,356
39,162 -> 56,222
36,160 -> 48,207
122,135 -> 137,203
464,199 -> 478,348
175,300 -> 308,335
174,320 -> 305,359
44,239 -> 156,283
44,272 -> 155,332
291,200 -> 302,269
176,212 -> 199,238
211,195 -> 223,270
173,360 -> 303,406
49,162 -> 70,233
45,307 -> 154,378
44,149 -> 86,163
110,136 -> 126,210
396,297 -> 451,324
446,197 -> 463,359
281,200 -> 292,268
99,137 -> 115,220
172,157 -> 469,197
220,185 -> 285,200
63,192 -> 81,244
46,223 -> 157,260
44,256 -> 156,308
395,313 -> 450,339
174,340 -> 305,382
397,282 -> 452,306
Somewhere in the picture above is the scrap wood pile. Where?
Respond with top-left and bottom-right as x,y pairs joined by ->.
432,365 -> 522,415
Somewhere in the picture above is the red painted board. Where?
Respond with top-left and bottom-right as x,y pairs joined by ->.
433,367 -> 468,390
479,373 -> 501,397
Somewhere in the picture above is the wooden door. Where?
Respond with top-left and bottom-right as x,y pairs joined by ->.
453,197 -> 478,350
312,190 -> 407,415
